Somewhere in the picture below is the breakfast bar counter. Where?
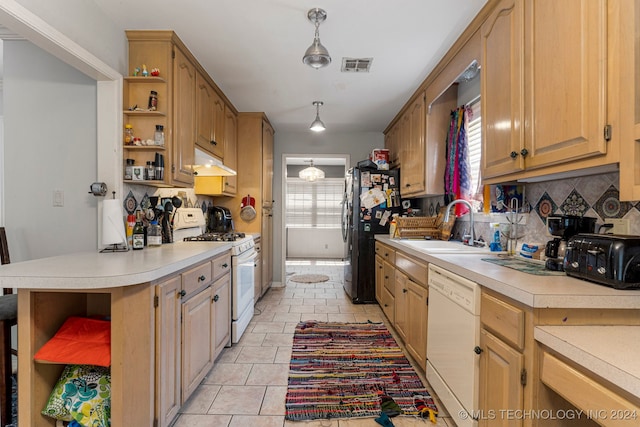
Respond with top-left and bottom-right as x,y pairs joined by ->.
0,242 -> 233,427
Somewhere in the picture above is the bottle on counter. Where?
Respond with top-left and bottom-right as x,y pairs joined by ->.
132,217 -> 145,250
145,161 -> 155,180
126,214 -> 136,248
147,220 -> 162,246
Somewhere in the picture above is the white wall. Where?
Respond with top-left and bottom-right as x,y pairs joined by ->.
4,40 -> 98,261
274,131 -> 384,282
12,0 -> 127,74
287,228 -> 346,259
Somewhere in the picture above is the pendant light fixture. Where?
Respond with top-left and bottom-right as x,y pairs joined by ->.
303,8 -> 331,69
309,101 -> 326,132
299,159 -> 325,182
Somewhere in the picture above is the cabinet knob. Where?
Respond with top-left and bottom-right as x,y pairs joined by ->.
384,275 -> 389,279
179,290 -> 186,297
520,148 -> 529,158
213,294 -> 219,302
210,140 -> 217,146
403,288 -> 408,293
474,346 -> 483,355
405,183 -> 411,187
222,263 -> 229,268
198,275 -> 206,282
509,151 -> 518,159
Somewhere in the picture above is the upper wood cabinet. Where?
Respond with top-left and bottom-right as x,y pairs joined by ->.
481,0 -> 525,178
619,0 -> 640,200
172,46 -> 196,186
400,94 -> 426,197
195,71 -> 224,159
126,30 -> 238,188
482,0 -> 609,180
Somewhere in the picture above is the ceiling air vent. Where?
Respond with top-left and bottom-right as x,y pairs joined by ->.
341,58 -> 373,73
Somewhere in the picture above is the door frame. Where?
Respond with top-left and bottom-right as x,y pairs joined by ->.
280,153 -> 349,282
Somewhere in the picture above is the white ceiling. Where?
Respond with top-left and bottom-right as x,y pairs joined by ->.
94,0 -> 488,134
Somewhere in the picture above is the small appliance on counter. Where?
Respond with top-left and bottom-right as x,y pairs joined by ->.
544,215 -> 597,271
207,206 -> 234,233
563,233 -> 640,289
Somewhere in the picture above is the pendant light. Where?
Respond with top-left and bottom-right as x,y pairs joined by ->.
299,159 -> 325,182
309,101 -> 326,132
303,8 -> 331,69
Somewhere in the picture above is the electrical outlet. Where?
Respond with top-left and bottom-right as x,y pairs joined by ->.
601,218 -> 629,235
53,190 -> 64,207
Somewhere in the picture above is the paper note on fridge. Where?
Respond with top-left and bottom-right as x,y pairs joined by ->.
360,188 -> 386,209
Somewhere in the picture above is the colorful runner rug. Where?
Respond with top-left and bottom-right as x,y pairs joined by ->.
285,321 -> 438,421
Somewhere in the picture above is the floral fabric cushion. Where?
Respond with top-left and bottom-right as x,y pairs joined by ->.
42,364 -> 111,427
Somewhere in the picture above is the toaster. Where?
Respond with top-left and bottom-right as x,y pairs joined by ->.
563,233 -> 640,289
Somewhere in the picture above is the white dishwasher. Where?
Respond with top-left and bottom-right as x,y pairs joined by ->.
426,264 -> 481,427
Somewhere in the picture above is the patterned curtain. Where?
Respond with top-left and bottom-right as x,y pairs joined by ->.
444,106 -> 472,216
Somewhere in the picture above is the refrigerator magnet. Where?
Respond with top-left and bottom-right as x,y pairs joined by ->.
380,210 -> 391,226
375,210 -> 383,219
361,171 -> 371,187
389,176 -> 395,186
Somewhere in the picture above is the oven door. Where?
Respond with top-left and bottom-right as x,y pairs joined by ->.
232,249 -> 258,320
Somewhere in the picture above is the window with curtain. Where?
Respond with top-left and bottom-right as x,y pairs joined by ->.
286,178 -> 344,228
467,98 -> 482,198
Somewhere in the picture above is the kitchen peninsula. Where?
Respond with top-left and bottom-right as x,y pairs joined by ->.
376,236 -> 640,427
0,241 -> 232,427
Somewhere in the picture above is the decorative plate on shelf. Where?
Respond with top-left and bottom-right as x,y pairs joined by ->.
124,191 -> 137,215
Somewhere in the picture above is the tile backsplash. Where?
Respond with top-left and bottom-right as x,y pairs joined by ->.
415,172 -> 640,245
121,183 -> 214,216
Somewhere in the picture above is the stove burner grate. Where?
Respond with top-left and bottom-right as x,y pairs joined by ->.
183,232 -> 246,242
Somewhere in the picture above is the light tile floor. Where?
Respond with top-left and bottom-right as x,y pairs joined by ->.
173,260 -> 456,427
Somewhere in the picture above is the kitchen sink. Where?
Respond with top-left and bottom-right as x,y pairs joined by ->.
399,239 -> 494,254
481,256 -> 565,275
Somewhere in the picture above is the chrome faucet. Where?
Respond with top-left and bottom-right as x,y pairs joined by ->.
444,199 -> 475,246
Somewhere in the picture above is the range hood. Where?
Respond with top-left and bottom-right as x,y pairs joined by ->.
192,148 -> 237,177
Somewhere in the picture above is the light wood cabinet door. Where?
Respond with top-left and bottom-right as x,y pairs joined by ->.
375,255 -> 384,304
195,71 -> 216,156
405,280 -> 428,368
222,105 -> 238,194
212,274 -> 231,358
211,92 -> 226,159
481,0 -> 525,179
262,120 -> 274,208
478,329 -> 524,427
155,276 -> 181,427
401,94 -> 426,197
425,85 -> 457,196
394,270 -> 409,343
172,47 -> 196,186
524,0 -> 607,170
398,110 -> 414,196
181,287 -> 214,403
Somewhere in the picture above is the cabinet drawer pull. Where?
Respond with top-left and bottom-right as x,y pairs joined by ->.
198,275 -> 206,282
179,290 -> 186,297
222,263 -> 229,268
403,288 -> 408,293
210,140 -> 217,146
510,151 -> 518,159
474,346 -> 483,355
213,294 -> 219,302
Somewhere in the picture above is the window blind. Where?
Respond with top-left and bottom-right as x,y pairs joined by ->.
286,178 -> 344,228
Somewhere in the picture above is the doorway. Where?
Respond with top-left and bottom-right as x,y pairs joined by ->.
282,154 -> 349,280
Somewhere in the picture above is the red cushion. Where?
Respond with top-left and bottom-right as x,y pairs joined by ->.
34,316 -> 111,367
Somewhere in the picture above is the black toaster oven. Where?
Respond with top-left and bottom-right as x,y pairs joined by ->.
563,233 -> 640,290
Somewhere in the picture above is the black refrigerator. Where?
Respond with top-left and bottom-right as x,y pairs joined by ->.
342,164 -> 402,303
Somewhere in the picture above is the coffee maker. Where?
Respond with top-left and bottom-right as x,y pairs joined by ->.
544,215 -> 597,270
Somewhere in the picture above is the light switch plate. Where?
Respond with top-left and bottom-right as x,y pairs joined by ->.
53,190 -> 64,207
601,218 -> 629,235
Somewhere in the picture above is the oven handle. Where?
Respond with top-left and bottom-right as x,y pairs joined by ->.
236,250 -> 258,265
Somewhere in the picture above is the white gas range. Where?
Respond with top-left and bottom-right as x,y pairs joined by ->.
174,208 -> 257,344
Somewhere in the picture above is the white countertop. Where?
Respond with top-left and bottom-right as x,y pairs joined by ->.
535,325 -> 640,399
0,241 -> 232,289
377,236 -> 640,309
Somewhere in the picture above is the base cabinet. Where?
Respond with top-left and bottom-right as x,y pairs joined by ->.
155,276 -> 182,427
155,251 -> 231,427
